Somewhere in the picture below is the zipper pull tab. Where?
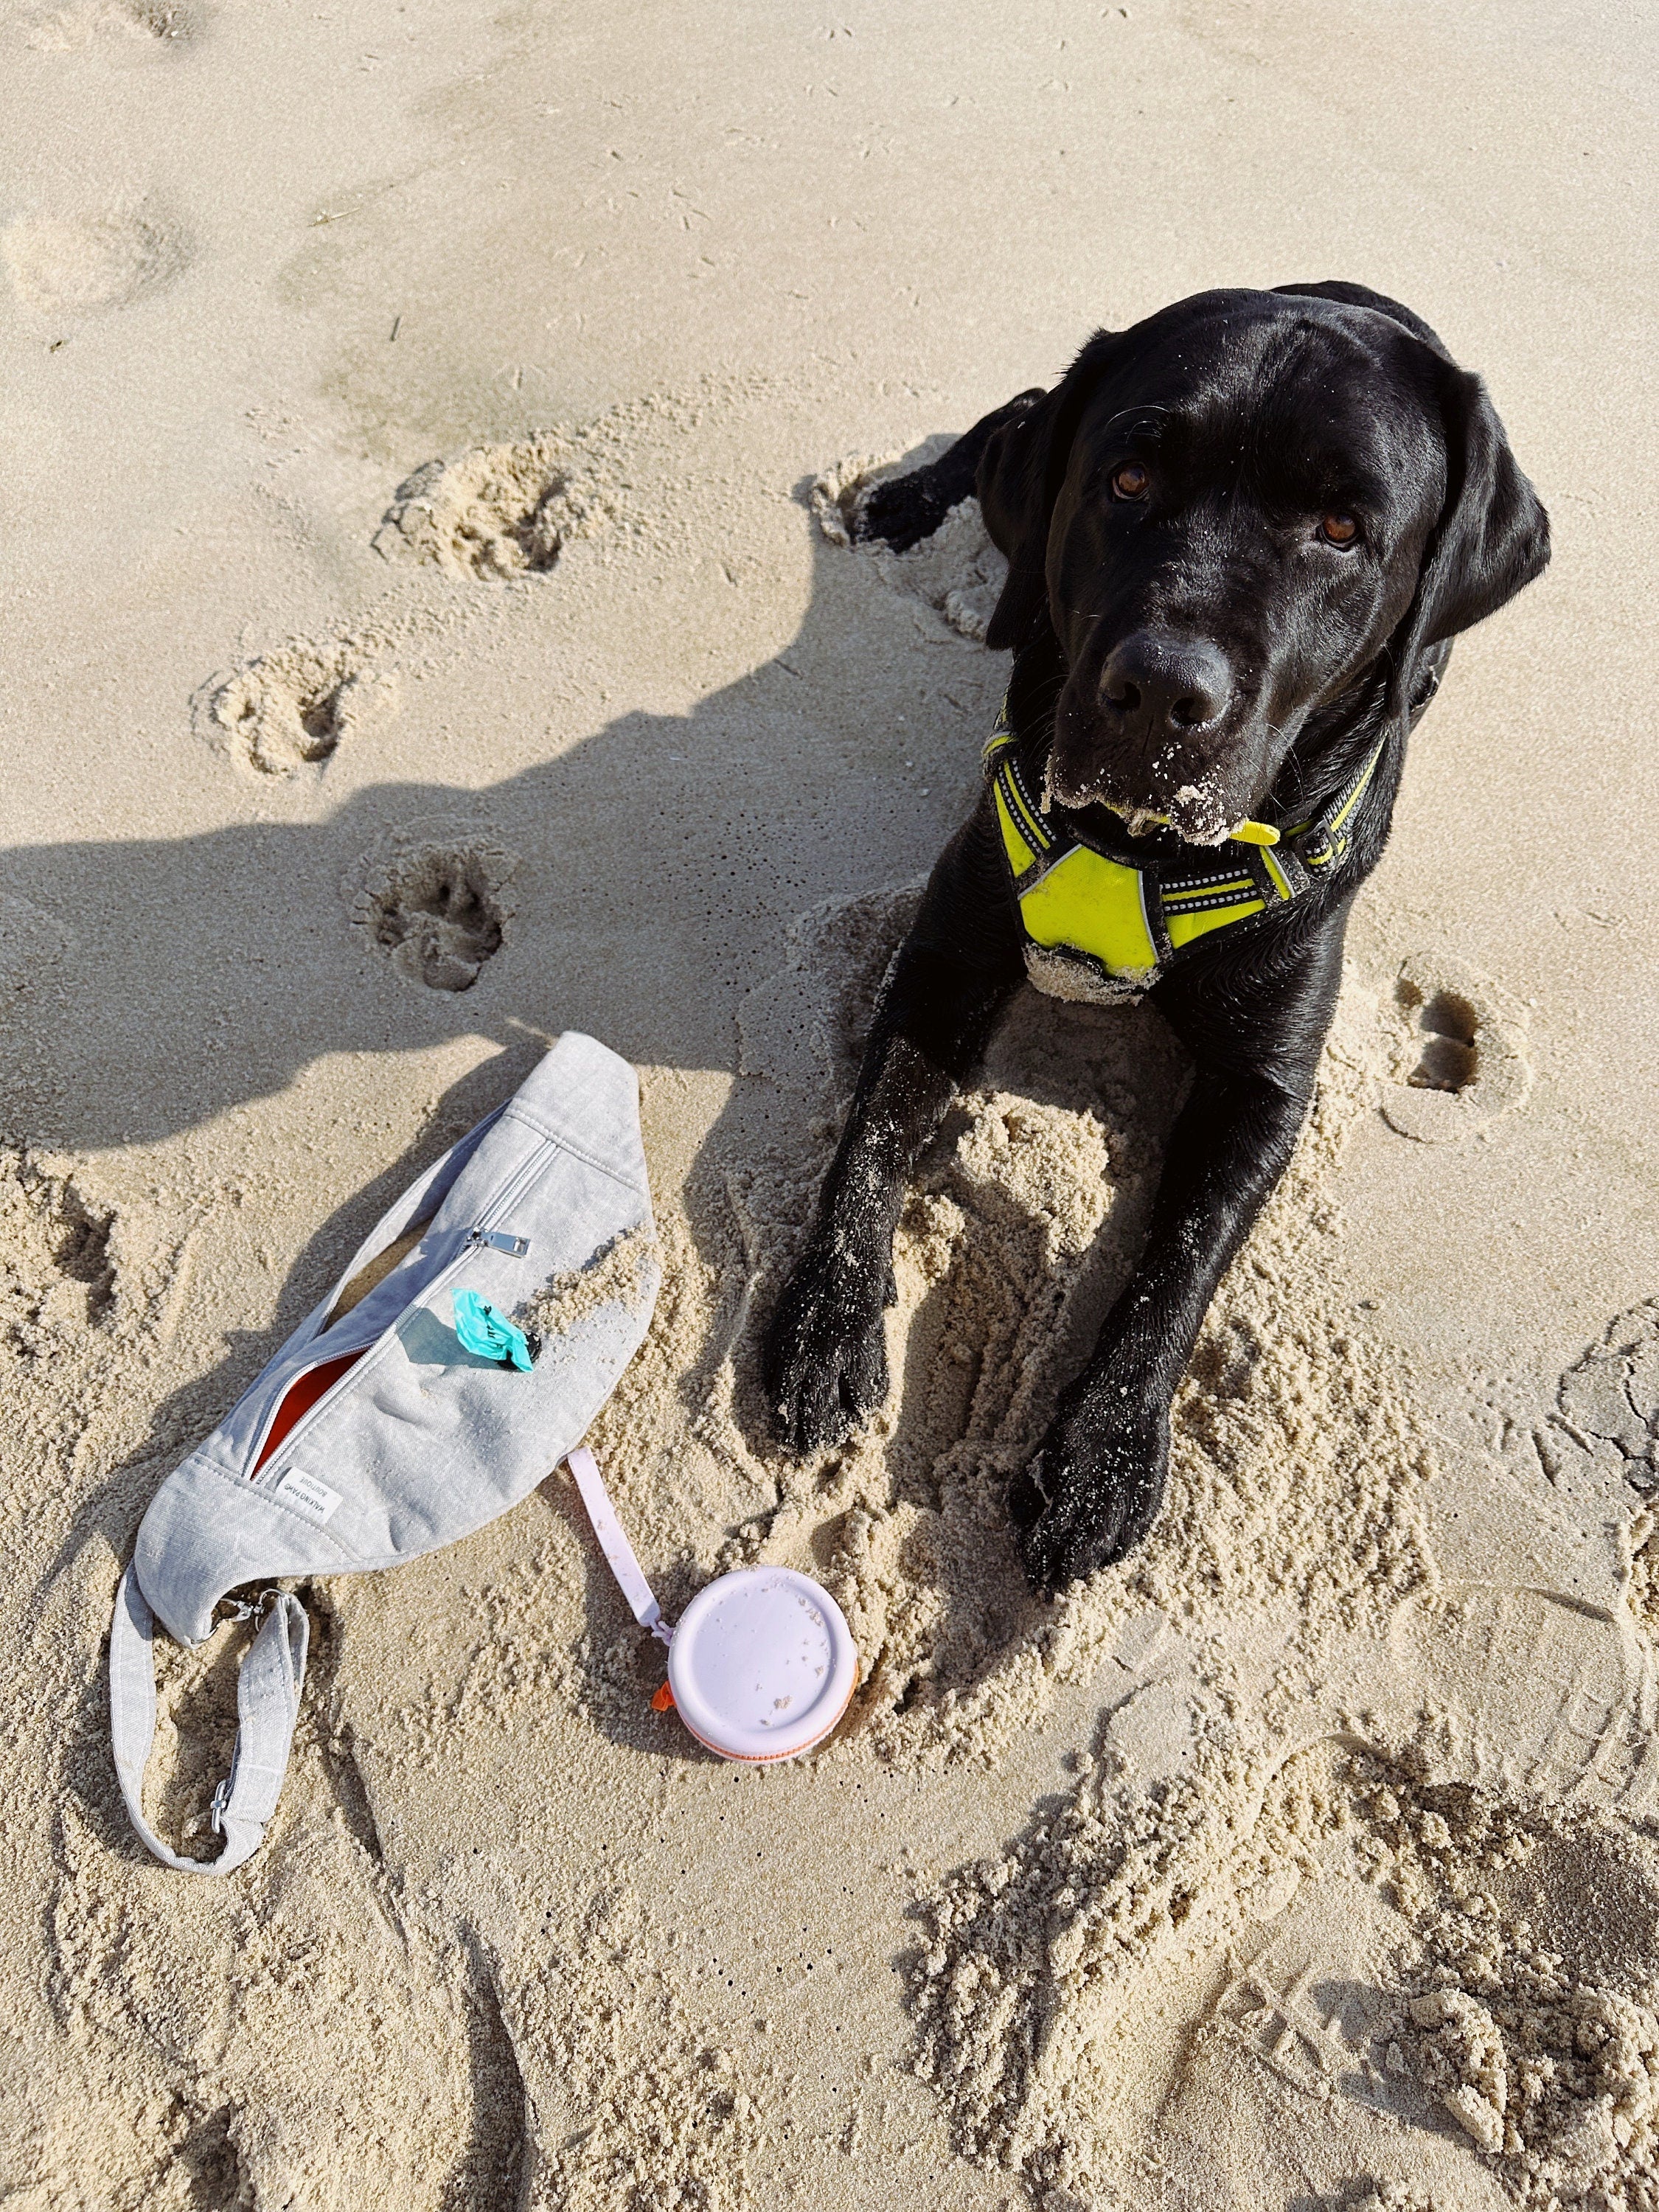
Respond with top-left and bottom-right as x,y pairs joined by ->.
467,1227 -> 532,1258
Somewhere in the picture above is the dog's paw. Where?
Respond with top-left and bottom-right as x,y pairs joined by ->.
1008,1401 -> 1170,1595
762,1244 -> 891,1455
852,471 -> 953,555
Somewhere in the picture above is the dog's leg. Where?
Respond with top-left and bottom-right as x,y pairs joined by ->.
855,390 -> 1046,554
765,799 -> 1023,1454
1010,919 -> 1349,1593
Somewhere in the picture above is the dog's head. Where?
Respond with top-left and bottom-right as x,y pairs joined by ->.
978,282 -> 1550,841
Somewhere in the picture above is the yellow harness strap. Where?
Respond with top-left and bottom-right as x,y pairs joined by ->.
984,709 -> 1384,1004
992,773 -> 1161,984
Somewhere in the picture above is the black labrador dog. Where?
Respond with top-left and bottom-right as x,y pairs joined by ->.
763,281 -> 1548,1595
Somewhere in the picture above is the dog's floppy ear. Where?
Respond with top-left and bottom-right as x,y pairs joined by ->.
1385,358 -> 1551,720
1276,285 -> 1548,710
978,334 -> 1119,653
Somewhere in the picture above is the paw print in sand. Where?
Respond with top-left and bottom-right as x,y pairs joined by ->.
203,636 -> 396,776
348,825 -> 518,993
1379,953 -> 1531,1144
373,437 -> 611,582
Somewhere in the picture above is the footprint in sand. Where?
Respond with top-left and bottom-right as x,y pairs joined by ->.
201,636 -> 396,778
1377,952 -> 1532,1144
16,1 -> 195,51
1,201 -> 191,314
1464,1300 -> 1659,1502
1366,1580 -> 1659,1809
1558,1302 -> 1659,1483
1528,1301 -> 1659,1496
1169,1759 -> 1659,2202
811,441 -> 1008,643
347,824 -> 518,993
1,1147 -> 117,1353
912,1713 -> 1659,2210
373,436 -> 613,582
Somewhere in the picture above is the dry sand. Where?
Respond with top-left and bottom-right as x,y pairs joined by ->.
4,2 -> 1658,2206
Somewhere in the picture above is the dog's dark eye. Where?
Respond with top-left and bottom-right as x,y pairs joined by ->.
1110,462 -> 1150,501
1319,511 -> 1360,546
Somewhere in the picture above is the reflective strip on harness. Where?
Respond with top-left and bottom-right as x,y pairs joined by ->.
992,758 -> 1050,870
1163,879 -> 1266,950
992,780 -> 1040,878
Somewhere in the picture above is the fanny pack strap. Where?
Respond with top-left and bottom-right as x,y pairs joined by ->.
109,1565 -> 309,1876
567,1446 -> 673,1646
110,1452 -> 638,1872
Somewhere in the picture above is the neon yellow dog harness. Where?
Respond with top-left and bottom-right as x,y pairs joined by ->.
985,704 -> 1385,1005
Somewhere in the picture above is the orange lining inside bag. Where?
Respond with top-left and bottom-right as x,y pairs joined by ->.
252,1351 -> 364,1475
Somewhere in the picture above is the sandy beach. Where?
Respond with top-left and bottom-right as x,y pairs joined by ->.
4,2 -> 1659,2205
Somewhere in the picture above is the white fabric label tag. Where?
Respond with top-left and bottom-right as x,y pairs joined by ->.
273,1468 -> 343,1524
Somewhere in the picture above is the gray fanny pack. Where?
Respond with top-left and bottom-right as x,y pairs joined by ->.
109,1033 -> 660,1874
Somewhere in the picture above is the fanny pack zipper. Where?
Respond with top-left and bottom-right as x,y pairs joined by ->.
246,1138 -> 549,1481
469,1227 -> 531,1256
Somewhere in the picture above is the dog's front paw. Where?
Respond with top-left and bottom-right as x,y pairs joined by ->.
853,472 -> 949,554
762,1243 -> 891,1456
1008,1400 -> 1170,1595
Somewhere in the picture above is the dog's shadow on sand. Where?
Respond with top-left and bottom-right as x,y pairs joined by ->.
18,509 -> 1183,1788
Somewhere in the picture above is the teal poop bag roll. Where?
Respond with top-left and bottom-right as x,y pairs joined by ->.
452,1288 -> 533,1370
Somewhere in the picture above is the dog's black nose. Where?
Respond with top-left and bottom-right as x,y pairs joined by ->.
1100,632 -> 1233,737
